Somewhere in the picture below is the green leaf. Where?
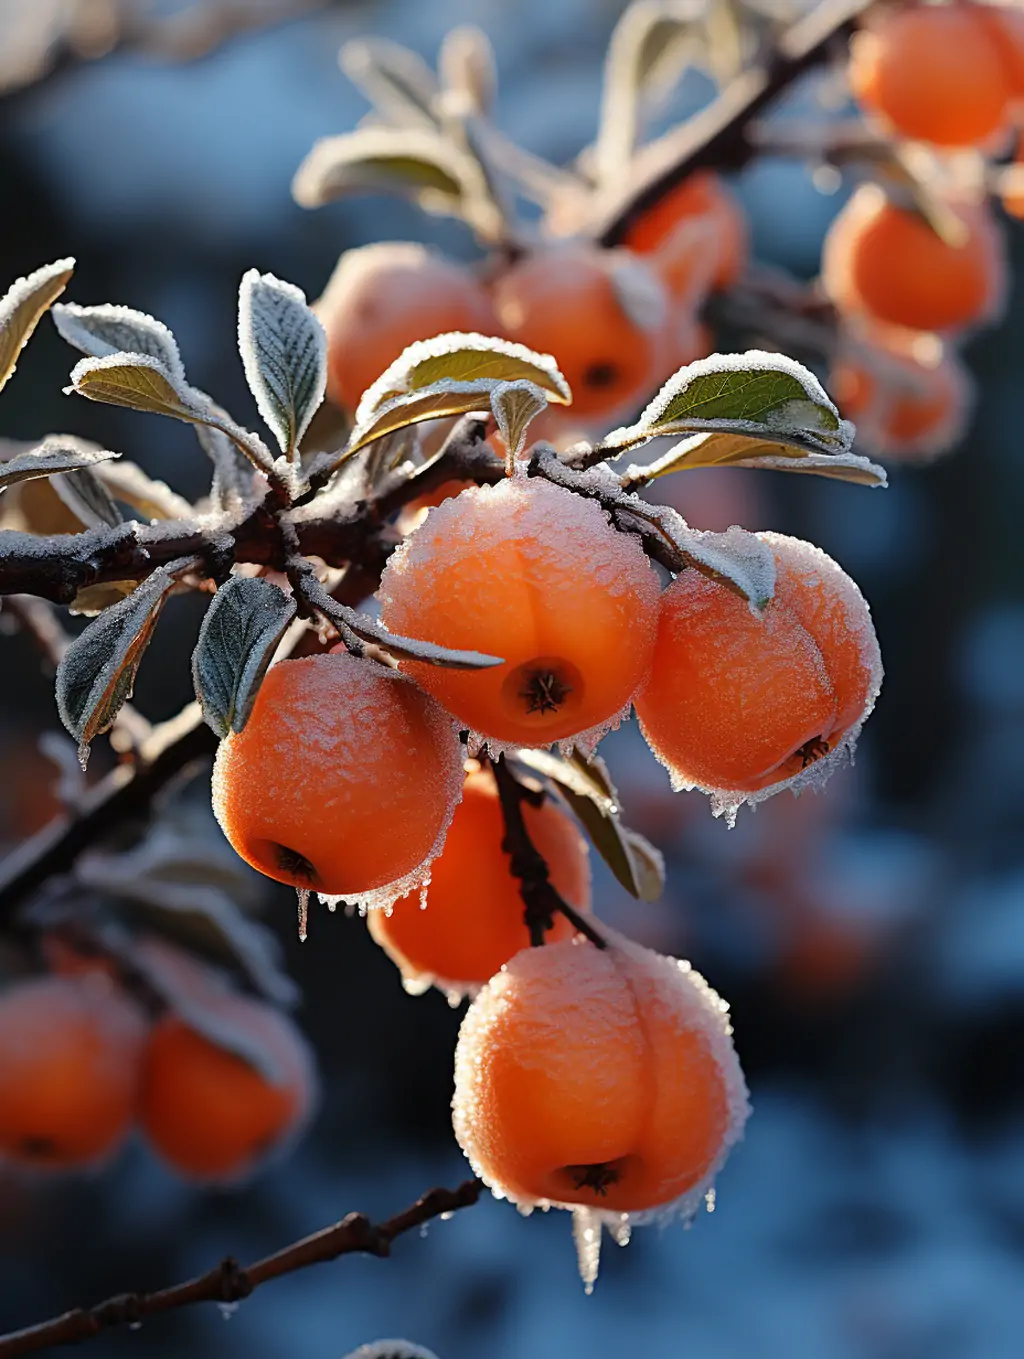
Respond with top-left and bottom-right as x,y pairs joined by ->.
357,331 -> 571,422
344,612 -> 503,670
515,748 -> 664,901
68,354 -> 275,476
292,127 -> 499,237
603,350 -> 851,455
625,430 -> 887,486
633,507 -> 778,609
0,258 -> 74,395
0,439 -> 119,495
237,270 -> 327,461
490,380 -> 547,464
192,576 -> 298,739
56,565 -> 183,766
344,380 -> 499,458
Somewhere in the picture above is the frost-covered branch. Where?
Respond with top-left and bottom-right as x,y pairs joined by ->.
492,756 -> 607,951
0,1178 -> 482,1359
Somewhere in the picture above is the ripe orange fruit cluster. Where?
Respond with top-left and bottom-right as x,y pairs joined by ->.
314,180 -> 745,430
848,3 -> 1023,148
0,965 -> 314,1181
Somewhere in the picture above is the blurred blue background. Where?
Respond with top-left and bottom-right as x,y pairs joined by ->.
2,1 -> 1024,1356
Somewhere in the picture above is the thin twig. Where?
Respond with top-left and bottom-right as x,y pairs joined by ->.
492,756 -> 607,950
594,0 -> 871,246
0,1178 -> 482,1359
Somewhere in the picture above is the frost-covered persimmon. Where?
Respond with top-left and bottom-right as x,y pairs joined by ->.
848,5 -> 1012,147
212,653 -> 464,904
622,170 -> 748,291
453,931 -> 748,1228
635,534 -> 881,806
491,244 -> 669,422
829,338 -> 971,460
315,242 -> 500,412
369,767 -> 591,996
378,477 -> 661,749
0,975 -> 146,1169
821,186 -> 1005,334
139,995 -> 315,1182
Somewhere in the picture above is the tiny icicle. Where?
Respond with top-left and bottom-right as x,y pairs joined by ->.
77,741 -> 91,773
296,887 -> 310,942
608,1214 -> 632,1248
217,1302 -> 238,1321
705,1187 -> 717,1213
572,1205 -> 603,1294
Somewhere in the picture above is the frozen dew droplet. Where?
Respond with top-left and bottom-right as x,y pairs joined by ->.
608,1214 -> 632,1248
572,1205 -> 603,1295
439,1211 -> 454,1222
218,1302 -> 239,1321
705,1187 -> 716,1213
296,887 -> 310,943
128,1322 -> 142,1333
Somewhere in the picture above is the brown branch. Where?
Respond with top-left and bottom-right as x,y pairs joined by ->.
594,0 -> 870,246
0,1178 -> 482,1359
0,706 -> 217,925
0,422 -> 503,607
492,756 -> 607,950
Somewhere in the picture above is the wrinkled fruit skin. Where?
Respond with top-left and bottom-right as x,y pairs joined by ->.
369,769 -> 591,991
0,975 -> 146,1169
212,653 -> 464,897
139,998 -> 315,1182
453,932 -> 749,1214
379,477 -> 661,748
635,533 -> 881,795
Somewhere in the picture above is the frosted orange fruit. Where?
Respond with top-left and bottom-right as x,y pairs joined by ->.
849,5 -> 1012,147
378,476 -> 661,748
316,242 -> 500,412
369,768 -> 591,994
491,244 -> 669,422
623,170 -> 748,291
0,975 -> 146,1169
635,534 -> 881,801
453,930 -> 748,1217
830,341 -> 971,460
212,653 -> 464,902
978,4 -> 1024,96
139,996 -> 315,1182
821,185 -> 1005,334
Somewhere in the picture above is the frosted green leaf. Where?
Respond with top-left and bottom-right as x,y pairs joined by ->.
237,270 -> 327,460
340,36 -> 441,129
490,380 -> 548,463
192,576 -> 298,738
625,431 -> 887,486
0,439 -> 119,495
603,350 -> 851,455
52,301 -> 186,385
56,566 -> 182,767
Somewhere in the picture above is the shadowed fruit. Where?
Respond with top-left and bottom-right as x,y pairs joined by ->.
369,767 -> 591,993
635,533 -> 881,797
849,5 -> 1012,147
316,242 -> 500,412
821,186 -> 1005,334
139,996 -> 315,1182
379,476 -> 661,748
623,171 -> 748,291
829,337 -> 971,460
0,975 -> 146,1169
212,653 -> 464,900
491,244 -> 669,422
452,930 -> 748,1215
